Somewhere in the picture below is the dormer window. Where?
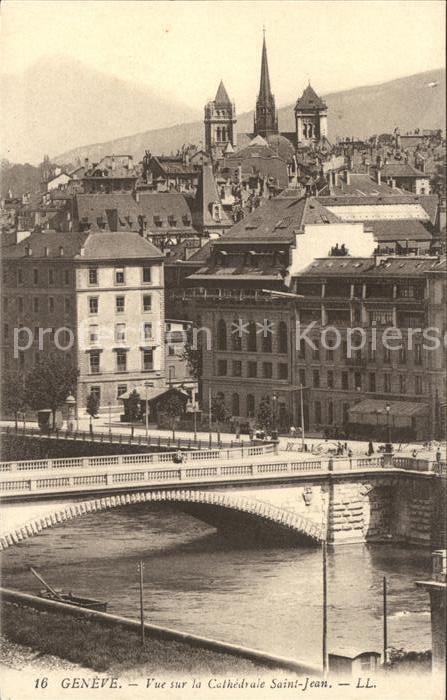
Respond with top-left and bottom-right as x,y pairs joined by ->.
212,202 -> 222,222
24,244 -> 31,257
59,246 -> 64,256
182,214 -> 191,226
153,215 -> 163,228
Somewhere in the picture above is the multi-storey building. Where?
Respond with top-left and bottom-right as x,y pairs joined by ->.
290,255 -> 446,440
1,229 -> 165,412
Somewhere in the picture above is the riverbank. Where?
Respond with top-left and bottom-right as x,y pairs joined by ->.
1,602 -> 272,674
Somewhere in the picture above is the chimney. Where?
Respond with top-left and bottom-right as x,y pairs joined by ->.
237,163 -> 242,183
84,157 -> 89,170
377,168 -> 381,186
345,170 -> 351,185
135,190 -> 140,203
128,156 -> 133,170
111,156 -> 116,171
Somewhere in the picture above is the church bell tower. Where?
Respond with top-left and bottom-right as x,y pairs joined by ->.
253,31 -> 278,138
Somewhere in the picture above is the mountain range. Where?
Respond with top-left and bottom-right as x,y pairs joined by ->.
55,67 -> 445,165
1,55 -> 445,168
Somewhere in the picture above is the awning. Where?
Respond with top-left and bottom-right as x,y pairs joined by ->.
119,386 -> 188,402
349,399 -> 428,418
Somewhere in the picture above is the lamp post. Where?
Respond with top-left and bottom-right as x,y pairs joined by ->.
300,384 -> 305,449
65,394 -> 76,433
385,402 -> 392,452
272,392 -> 278,436
144,381 -> 151,444
108,401 -> 112,436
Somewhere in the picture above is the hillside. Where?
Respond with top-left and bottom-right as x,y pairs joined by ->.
1,56 -> 201,165
55,68 -> 445,164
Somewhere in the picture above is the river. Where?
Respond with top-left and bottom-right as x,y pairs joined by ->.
0,504 -> 432,666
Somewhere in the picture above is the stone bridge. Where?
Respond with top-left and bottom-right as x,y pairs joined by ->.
0,445 -> 445,550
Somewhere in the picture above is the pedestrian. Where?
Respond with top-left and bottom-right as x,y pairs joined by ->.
412,449 -> 417,458
290,425 -> 296,439
174,450 -> 183,464
368,440 -> 374,456
436,449 -> 441,463
348,448 -> 353,458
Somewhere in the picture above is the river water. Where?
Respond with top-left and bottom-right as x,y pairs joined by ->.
0,505 -> 432,666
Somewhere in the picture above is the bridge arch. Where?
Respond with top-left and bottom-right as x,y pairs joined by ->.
0,489 -> 324,550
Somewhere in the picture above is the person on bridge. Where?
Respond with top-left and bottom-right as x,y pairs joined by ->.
368,441 -> 374,456
289,426 -> 296,439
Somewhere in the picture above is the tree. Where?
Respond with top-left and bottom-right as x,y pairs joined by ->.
257,395 -> 273,432
211,394 -> 229,443
181,330 -> 203,380
86,391 -> 100,434
2,370 -> 27,429
25,353 -> 79,429
159,392 -> 184,440
127,389 -> 140,437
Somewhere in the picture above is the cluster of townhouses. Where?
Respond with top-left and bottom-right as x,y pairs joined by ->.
1,36 -> 446,440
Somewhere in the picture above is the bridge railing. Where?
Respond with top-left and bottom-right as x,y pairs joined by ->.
0,443 -> 276,474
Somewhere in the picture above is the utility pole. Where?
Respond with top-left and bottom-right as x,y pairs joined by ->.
300,384 -> 305,449
322,540 -> 328,677
138,560 -> 145,647
208,385 -> 212,432
383,576 -> 388,665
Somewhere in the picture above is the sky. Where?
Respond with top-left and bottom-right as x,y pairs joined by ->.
1,0 -> 445,112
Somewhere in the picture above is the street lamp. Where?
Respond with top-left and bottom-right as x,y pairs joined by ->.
272,392 -> 278,436
108,401 -> 112,435
300,384 -> 306,449
65,394 -> 76,433
144,381 -> 151,444
385,402 -> 392,452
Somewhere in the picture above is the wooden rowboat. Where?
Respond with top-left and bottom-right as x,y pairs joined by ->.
30,567 -> 108,612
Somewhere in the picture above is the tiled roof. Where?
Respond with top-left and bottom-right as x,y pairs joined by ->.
75,194 -> 139,231
295,84 -> 327,111
350,399 -> 428,417
137,192 -> 194,230
362,219 -> 432,242
221,196 -> 308,241
321,174 -> 402,197
153,156 -> 197,176
380,163 -> 427,178
3,229 -> 163,261
192,164 -> 232,228
84,155 -> 138,179
298,255 -> 445,278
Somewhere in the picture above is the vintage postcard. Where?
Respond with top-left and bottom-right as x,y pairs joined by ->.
0,1 -> 445,699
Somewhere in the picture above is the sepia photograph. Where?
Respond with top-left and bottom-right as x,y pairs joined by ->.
0,1 -> 445,699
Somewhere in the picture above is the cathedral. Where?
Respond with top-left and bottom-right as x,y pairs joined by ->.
204,34 -> 329,160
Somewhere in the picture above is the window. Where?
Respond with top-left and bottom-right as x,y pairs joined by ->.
312,341 -> 320,361
142,349 -> 153,371
278,363 -> 288,380
299,369 -> 306,387
142,294 -> 152,312
315,401 -> 322,424
89,351 -> 100,374
168,345 -> 175,356
168,365 -> 176,381
341,371 -> 349,390
142,322 -> 152,342
115,323 -> 126,343
217,319 -> 227,351
116,350 -> 127,372
19,351 -> 25,369
89,324 -> 99,344
247,394 -> 255,417
262,362 -> 273,379
261,321 -> 273,352
3,323 -> 9,340
327,370 -> 334,389
399,375 -> 407,394
90,386 -> 101,402
48,297 -> 55,313
142,267 -> 152,283
33,268 -> 39,285
2,297 -> 8,312
115,268 -> 125,285
342,340 -> 348,359
233,360 -> 242,377
369,373 -> 376,392
384,347 -> 391,364
64,297 -> 71,313
384,374 -> 391,393
247,321 -> 257,352
33,297 -> 39,312
415,344 -> 423,366
368,341 -> 376,362
117,385 -> 127,399
48,269 -> 55,286
399,347 -> 407,364
18,297 -> 24,313
326,348 -> 334,362
218,359 -> 227,376
64,269 -> 70,286
313,370 -> 320,388
278,321 -> 288,354
17,268 -> 23,285
232,393 -> 240,416
248,361 -> 257,378
232,319 -> 242,351
88,268 -> 98,285
328,401 -> 334,424
89,297 -> 98,314
415,376 -> 423,395
116,296 -> 125,313
298,338 -> 306,359
354,372 -> 362,390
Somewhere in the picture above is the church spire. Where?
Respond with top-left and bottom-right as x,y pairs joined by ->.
254,30 -> 278,137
